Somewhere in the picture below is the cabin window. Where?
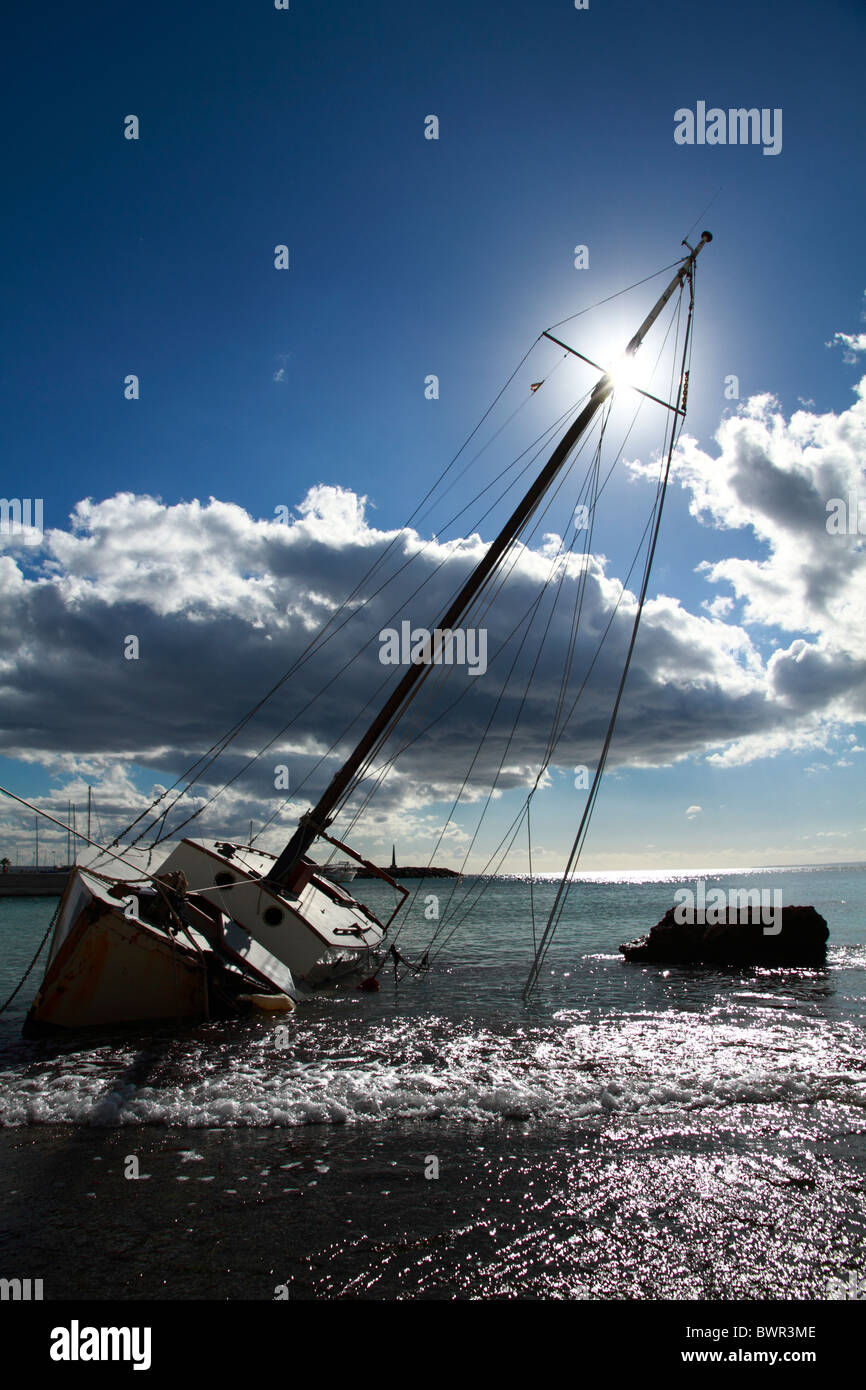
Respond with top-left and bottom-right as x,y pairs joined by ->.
214,872 -> 235,887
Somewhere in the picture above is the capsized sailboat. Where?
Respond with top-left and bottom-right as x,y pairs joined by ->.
17,231 -> 712,1030
18,808 -> 406,1033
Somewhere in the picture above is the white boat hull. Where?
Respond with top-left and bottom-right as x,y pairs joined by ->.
158,839 -> 385,985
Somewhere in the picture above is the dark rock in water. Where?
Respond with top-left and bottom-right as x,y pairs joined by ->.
620,904 -> 828,966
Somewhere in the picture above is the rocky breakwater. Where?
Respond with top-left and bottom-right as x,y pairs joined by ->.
354,865 -> 460,879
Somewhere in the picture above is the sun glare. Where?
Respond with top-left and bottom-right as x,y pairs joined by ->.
606,337 -> 670,396
608,353 -> 645,393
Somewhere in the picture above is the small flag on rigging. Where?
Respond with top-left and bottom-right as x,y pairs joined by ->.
530,381 -> 544,393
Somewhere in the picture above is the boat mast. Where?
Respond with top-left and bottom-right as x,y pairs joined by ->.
267,233 -> 712,890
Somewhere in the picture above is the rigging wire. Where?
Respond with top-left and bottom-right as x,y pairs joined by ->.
309,268 -> 687,978
683,190 -> 721,245
527,794 -> 537,953
100,252 -> 687,858
101,379 -> 593,858
545,259 -> 683,332
353,419 -> 662,963
246,387 -> 605,847
332,405 -> 610,829
422,295 -> 688,960
145,384 -> 596,849
424,462 -> 665,962
344,440 -> 608,947
99,332 -> 551,855
364,430 -> 605,935
379,405 -> 655,962
365,297 -> 684,953
404,409 -> 611,908
521,270 -> 697,998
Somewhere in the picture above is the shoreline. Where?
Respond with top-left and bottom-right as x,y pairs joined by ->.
2,1113 -> 863,1300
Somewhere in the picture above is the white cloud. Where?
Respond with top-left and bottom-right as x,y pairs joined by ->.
2,361 -> 866,852
827,332 -> 866,362
629,374 -> 866,762
826,293 -> 866,362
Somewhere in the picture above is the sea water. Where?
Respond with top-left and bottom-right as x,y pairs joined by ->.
0,863 -> 864,1299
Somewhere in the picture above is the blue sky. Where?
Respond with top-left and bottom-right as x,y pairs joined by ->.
2,0 -> 865,870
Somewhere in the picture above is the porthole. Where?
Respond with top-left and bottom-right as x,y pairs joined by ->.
262,906 -> 284,927
214,872 -> 235,887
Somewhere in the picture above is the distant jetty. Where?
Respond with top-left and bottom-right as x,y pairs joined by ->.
354,864 -> 459,879
621,904 -> 829,967
0,867 -> 70,897
352,844 -> 460,879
